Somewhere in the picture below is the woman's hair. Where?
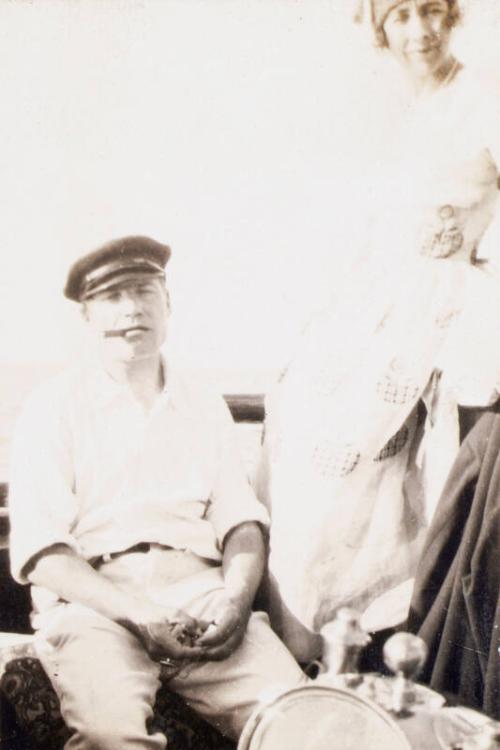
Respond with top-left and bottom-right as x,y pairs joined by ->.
373,0 -> 461,48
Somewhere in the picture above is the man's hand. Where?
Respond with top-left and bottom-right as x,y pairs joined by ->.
125,601 -> 209,662
192,521 -> 266,661
195,592 -> 252,661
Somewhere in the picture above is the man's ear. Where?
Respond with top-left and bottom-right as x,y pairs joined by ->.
80,302 -> 89,321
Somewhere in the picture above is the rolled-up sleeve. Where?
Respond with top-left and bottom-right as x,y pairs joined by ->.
8,388 -> 80,583
207,396 -> 269,549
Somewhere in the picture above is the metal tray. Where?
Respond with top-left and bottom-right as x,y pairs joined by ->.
238,684 -> 412,750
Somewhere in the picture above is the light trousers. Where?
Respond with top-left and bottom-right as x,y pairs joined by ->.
34,548 -> 306,750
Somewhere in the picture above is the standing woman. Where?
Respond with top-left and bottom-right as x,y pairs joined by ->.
260,0 -> 500,663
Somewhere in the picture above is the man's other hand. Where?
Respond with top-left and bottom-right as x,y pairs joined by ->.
126,601 -> 208,662
195,592 -> 251,661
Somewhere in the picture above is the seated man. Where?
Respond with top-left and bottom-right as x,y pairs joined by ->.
8,236 -> 306,750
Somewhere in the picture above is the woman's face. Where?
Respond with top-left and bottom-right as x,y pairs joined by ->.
383,1 -> 453,81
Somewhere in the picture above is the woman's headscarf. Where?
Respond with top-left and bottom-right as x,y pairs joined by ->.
355,0 -> 460,45
371,0 -> 406,30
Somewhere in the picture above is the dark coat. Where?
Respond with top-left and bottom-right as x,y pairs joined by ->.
408,411 -> 500,720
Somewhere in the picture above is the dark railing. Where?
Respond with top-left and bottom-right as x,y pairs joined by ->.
0,485 -> 8,551
223,393 -> 264,423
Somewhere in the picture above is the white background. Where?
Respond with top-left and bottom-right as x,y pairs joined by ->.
1,0 -> 500,445
2,0 -> 500,368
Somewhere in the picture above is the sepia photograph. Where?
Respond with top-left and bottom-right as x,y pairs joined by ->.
0,1 -> 499,748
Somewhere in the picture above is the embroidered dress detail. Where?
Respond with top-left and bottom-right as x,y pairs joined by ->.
312,442 -> 361,478
420,204 -> 465,260
376,373 -> 421,405
374,425 -> 409,462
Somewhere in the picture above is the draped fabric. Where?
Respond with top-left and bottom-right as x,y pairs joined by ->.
260,67 -> 500,660
408,410 -> 500,720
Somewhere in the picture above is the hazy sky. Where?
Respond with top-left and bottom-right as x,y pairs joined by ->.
1,0 -> 499,372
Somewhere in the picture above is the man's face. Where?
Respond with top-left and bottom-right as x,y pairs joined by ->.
82,276 -> 169,363
383,1 -> 452,80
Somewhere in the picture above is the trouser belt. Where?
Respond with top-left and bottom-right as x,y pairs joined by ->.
93,542 -> 160,568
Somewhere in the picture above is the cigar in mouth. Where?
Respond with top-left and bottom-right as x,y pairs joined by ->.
104,327 -> 147,338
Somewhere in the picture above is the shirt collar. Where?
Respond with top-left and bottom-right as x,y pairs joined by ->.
87,354 -> 173,410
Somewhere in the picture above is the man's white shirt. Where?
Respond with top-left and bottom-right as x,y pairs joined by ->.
8,362 -> 269,615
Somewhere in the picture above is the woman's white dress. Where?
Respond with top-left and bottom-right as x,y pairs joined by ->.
261,66 -> 500,659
